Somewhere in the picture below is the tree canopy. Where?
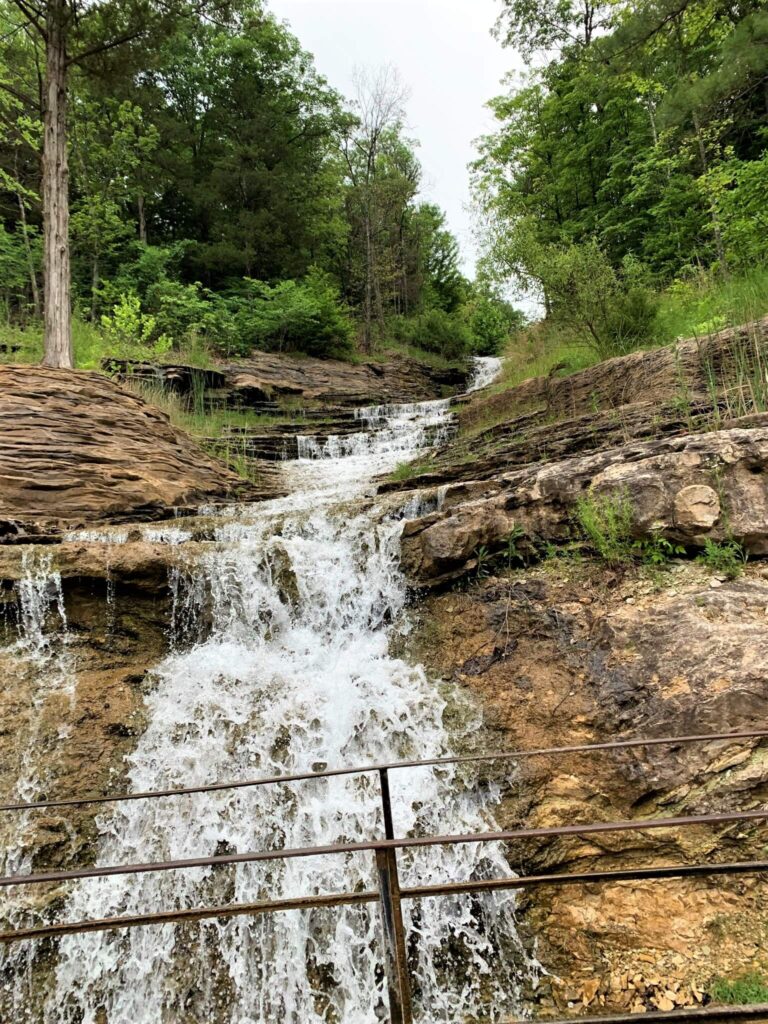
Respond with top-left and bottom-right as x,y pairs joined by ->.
0,0 -> 515,366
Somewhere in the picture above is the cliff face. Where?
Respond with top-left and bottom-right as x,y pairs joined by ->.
402,562 -> 768,1015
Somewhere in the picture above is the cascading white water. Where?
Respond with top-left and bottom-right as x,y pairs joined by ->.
466,357 -> 503,394
5,360 -> 533,1023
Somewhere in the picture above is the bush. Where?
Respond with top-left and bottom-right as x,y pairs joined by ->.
392,308 -> 473,361
100,293 -> 172,361
232,269 -> 355,359
698,538 -> 748,579
462,290 -> 525,356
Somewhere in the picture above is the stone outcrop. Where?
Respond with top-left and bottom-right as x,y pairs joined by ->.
404,563 -> 768,1015
106,350 -> 467,409
0,366 -> 251,539
383,317 -> 768,493
400,426 -> 768,584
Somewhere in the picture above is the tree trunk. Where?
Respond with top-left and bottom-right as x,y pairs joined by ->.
16,189 -> 41,320
692,108 -> 728,275
42,0 -> 73,369
137,192 -> 147,244
91,252 -> 99,322
363,205 -> 374,354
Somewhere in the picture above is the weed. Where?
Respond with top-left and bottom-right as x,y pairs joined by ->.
633,535 -> 686,566
698,538 -> 748,579
575,490 -> 636,566
710,973 -> 768,1006
474,545 -> 492,580
390,459 -> 436,483
503,525 -> 528,568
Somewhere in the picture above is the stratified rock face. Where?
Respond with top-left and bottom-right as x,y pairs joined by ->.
406,565 -> 768,1013
401,426 -> 768,584
106,350 -> 466,408
0,366 -> 248,537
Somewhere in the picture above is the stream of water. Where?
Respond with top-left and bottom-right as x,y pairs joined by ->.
2,359 -> 531,1024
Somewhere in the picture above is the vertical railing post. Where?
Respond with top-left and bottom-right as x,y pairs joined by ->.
375,767 -> 413,1024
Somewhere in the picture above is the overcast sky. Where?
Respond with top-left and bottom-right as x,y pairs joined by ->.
266,0 -> 521,275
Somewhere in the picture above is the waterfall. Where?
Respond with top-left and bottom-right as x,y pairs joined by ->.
466,358 -> 503,394
4,360 -> 532,1023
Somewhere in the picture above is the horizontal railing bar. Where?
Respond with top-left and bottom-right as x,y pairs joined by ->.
1,859 -> 766,945
2,729 -> 765,814
0,889 -> 379,944
401,858 -> 768,900
2,807 -> 767,890
504,1007 -> 768,1024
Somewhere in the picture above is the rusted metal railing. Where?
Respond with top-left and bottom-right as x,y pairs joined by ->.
2,729 -> 768,1024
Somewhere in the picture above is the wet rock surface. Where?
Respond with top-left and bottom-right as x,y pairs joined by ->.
0,366 -> 251,539
403,562 -> 768,1015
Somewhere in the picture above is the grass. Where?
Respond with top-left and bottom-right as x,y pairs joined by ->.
656,266 -> 768,344
125,378 -> 281,438
710,973 -> 768,1006
390,457 -> 437,482
374,337 -> 465,372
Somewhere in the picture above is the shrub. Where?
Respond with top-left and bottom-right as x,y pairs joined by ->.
462,290 -> 525,356
392,308 -> 473,361
575,490 -> 636,565
100,293 -> 172,361
233,269 -> 355,359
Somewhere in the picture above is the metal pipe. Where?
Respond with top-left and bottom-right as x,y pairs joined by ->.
504,1007 -> 768,1024
375,768 -> 413,1024
2,807 -> 767,890
401,858 -> 768,901
0,890 -> 379,944
2,729 -> 765,814
1,858 -> 766,946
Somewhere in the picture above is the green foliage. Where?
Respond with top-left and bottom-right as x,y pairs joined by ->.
633,535 -> 686,566
233,271 -> 355,359
475,0 -> 768,320
100,293 -> 172,361
575,490 -> 636,566
697,539 -> 748,579
391,308 -> 474,362
710,973 -> 768,1006
462,287 -> 524,356
0,2 -> 499,364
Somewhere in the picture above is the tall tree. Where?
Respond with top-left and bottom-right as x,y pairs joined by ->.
4,0 -> 230,368
341,66 -> 408,352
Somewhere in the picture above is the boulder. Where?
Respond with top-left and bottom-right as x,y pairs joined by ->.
0,366 -> 251,538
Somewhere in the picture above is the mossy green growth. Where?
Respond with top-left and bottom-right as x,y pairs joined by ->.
710,973 -> 768,1005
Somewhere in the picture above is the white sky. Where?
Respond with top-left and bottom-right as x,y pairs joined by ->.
266,0 -> 521,275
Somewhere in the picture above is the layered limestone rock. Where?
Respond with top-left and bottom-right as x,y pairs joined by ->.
383,317 -> 768,493
0,366 -> 251,539
400,426 -> 768,584
105,350 -> 466,409
402,563 -> 768,1015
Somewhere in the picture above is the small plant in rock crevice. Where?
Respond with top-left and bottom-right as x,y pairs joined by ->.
697,538 -> 748,579
575,489 -> 636,566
